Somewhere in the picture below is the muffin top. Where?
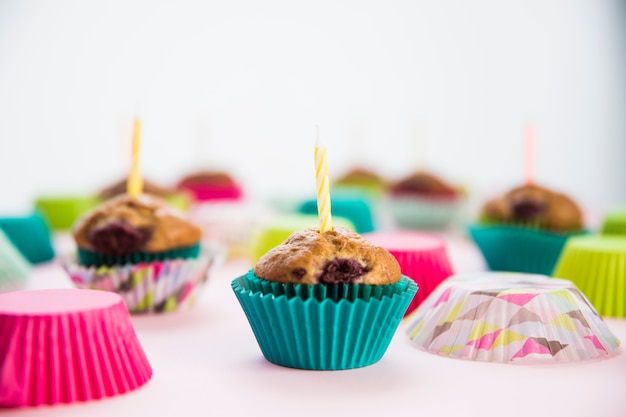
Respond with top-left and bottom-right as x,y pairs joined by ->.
73,194 -> 202,255
254,226 -> 401,285
480,183 -> 583,233
98,178 -> 174,199
389,170 -> 459,198
335,167 -> 385,186
178,170 -> 237,187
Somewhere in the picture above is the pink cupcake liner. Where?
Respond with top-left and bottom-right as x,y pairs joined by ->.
0,289 -> 152,407
363,231 -> 454,315
179,184 -> 243,202
63,249 -> 221,314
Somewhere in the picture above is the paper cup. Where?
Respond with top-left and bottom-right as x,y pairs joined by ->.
363,231 -> 453,315
468,224 -> 581,275
553,235 -> 626,317
601,207 -> 626,235
387,195 -> 462,230
0,230 -> 31,292
0,289 -> 152,407
0,213 -> 55,264
232,270 -> 417,370
64,248 -> 221,314
34,195 -> 100,231
405,272 -> 620,363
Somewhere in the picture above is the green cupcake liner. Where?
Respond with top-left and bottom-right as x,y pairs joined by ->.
0,213 -> 55,264
77,244 -> 201,267
34,195 -> 100,231
468,224 -> 584,275
232,271 -> 417,370
601,208 -> 626,236
553,235 -> 626,317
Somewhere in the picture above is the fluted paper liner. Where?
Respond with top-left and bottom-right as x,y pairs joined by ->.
405,272 -> 620,363
468,224 -> 581,275
64,248 -> 221,314
232,270 -> 417,370
553,235 -> 626,317
363,231 -> 454,315
387,195 -> 462,230
601,208 -> 626,235
0,213 -> 55,264
0,230 -> 31,291
0,289 -> 152,407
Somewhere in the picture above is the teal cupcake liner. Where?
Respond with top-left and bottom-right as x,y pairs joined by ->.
468,224 -> 584,275
77,244 -> 201,267
0,230 -> 31,291
232,271 -> 417,370
387,195 -> 462,230
0,213 -> 55,264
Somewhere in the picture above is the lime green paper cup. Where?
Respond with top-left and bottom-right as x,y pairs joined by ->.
553,235 -> 626,317
231,270 -> 417,370
34,195 -> 100,231
468,224 -> 582,275
601,208 -> 626,236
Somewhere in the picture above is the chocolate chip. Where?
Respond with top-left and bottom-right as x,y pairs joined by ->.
511,199 -> 546,221
318,258 -> 368,284
87,220 -> 151,255
292,268 -> 306,280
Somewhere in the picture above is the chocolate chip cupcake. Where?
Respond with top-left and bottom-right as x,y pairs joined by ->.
387,170 -> 464,230
231,226 -> 417,370
469,183 -> 586,275
64,194 -> 220,313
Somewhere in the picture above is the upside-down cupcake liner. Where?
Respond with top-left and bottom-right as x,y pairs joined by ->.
0,289 -> 152,407
405,273 -> 620,363
363,231 -> 454,315
0,230 -> 31,291
34,195 -> 100,231
64,248 -> 221,314
0,213 -> 55,264
468,224 -> 582,275
553,235 -> 626,317
387,195 -> 462,230
232,270 -> 417,370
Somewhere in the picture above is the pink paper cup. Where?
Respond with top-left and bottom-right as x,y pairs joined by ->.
0,289 -> 152,407
363,231 -> 454,315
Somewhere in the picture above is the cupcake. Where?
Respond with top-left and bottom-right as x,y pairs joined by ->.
333,166 -> 386,198
176,170 -> 243,202
99,177 -> 191,211
64,194 -> 219,313
405,272 -> 619,363
387,170 -> 463,230
469,183 -> 585,275
232,226 -> 417,370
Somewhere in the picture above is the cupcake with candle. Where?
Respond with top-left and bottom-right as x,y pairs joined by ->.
231,134 -> 416,370
63,121 -> 220,313
468,183 -> 586,275
387,170 -> 464,230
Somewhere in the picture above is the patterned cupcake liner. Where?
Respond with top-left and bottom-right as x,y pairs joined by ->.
64,248 -> 221,314
387,195 -> 462,230
232,271 -> 417,370
468,224 -> 583,275
77,244 -> 201,267
553,235 -> 626,317
0,289 -> 152,407
405,272 -> 620,363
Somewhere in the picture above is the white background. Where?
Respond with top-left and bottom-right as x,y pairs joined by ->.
0,0 -> 625,225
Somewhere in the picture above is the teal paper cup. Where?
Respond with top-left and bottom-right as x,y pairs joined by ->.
232,270 -> 417,370
468,224 -> 582,275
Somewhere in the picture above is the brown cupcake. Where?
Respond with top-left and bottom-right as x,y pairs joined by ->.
389,170 -> 459,198
254,226 -> 401,286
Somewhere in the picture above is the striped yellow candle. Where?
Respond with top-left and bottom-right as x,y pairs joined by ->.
127,117 -> 143,197
314,126 -> 332,233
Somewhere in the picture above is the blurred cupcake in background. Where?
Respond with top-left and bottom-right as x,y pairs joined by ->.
333,166 -> 386,198
99,177 -> 192,211
176,170 -> 243,202
387,170 -> 464,230
469,183 -> 586,275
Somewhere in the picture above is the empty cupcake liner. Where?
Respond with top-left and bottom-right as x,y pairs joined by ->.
34,195 -> 100,231
0,213 -> 55,264
553,235 -> 626,317
64,248 -> 221,314
468,224 -> 582,275
387,195 -> 462,230
232,270 -> 417,370
0,230 -> 31,291
405,272 -> 620,363
0,289 -> 152,407
601,208 -> 626,236
363,231 -> 454,315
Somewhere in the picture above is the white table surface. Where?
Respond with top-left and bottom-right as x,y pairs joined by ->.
3,233 -> 626,417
